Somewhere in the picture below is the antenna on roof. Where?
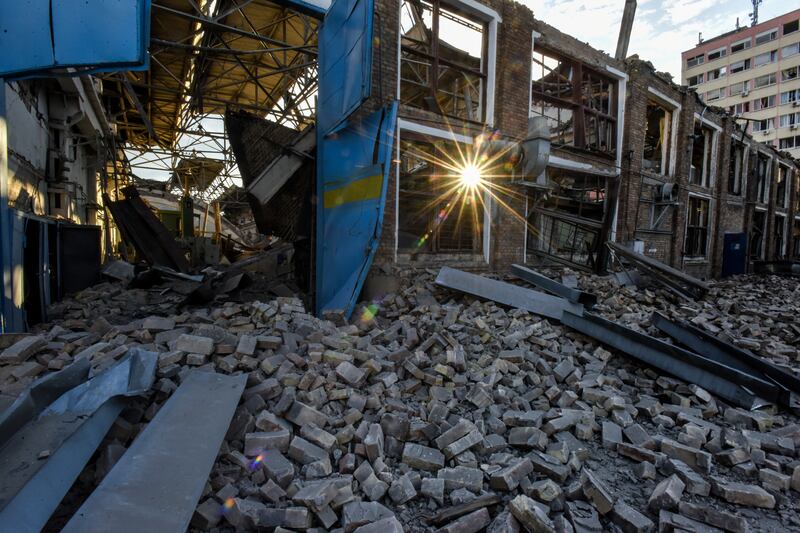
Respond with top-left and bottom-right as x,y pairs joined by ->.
749,0 -> 762,26
698,32 -> 703,44
736,16 -> 740,30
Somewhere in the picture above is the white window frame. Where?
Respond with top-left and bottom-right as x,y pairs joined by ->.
782,43 -> 800,59
693,113 -> 721,189
395,0 -> 500,126
395,119 -> 491,263
686,53 -> 704,68
683,192 -> 713,260
647,87 -> 681,177
753,50 -> 776,68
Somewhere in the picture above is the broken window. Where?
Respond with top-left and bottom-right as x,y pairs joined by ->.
785,19 -> 799,36
755,154 -> 770,204
400,0 -> 487,122
642,101 -> 672,174
690,121 -> 714,187
728,141 -> 745,195
776,165 -> 789,209
684,196 -> 709,258
527,169 -> 606,269
782,66 -> 798,82
531,49 -> 617,155
397,136 -> 484,255
730,102 -> 750,115
774,215 -> 787,258
794,218 -> 800,257
750,210 -> 766,260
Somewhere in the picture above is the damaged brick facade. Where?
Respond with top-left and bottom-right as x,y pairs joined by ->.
363,0 -> 799,280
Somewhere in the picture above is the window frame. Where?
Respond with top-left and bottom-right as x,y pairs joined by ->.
398,0 -> 496,124
731,38 -> 751,54
782,43 -> 800,59
686,53 -> 705,68
727,140 -> 748,196
707,47 -> 726,61
530,47 -> 618,157
684,194 -> 711,258
753,50 -> 777,68
784,19 -> 799,36
755,28 -> 778,45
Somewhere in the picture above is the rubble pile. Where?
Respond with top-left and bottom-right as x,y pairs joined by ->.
1,269 -> 799,532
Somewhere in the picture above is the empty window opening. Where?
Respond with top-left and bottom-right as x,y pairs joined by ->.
794,218 -> 800,257
751,210 -> 766,260
690,121 -> 714,187
642,101 -> 672,174
784,19 -> 799,36
400,0 -> 488,123
776,165 -> 789,209
684,196 -> 709,257
755,154 -> 770,204
774,215 -> 787,258
398,136 -> 484,255
530,49 -> 617,156
728,141 -> 745,195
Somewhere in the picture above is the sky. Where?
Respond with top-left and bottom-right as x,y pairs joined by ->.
520,0 -> 795,79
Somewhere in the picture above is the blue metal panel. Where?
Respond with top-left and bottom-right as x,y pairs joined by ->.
0,1 -> 54,76
317,0 -> 373,135
316,103 -> 398,317
0,0 -> 150,78
722,232 -> 747,277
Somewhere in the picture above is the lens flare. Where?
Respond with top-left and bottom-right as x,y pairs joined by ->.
459,164 -> 482,188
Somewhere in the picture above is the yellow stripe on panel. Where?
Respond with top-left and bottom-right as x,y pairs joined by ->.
323,174 -> 383,208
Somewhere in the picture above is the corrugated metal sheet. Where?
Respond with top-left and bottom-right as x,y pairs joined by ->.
0,0 -> 150,78
316,0 -> 374,135
315,103 -> 398,317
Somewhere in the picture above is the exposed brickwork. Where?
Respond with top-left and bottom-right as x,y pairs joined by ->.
364,0 -> 800,284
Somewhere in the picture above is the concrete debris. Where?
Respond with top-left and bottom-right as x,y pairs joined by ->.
1,269 -> 798,531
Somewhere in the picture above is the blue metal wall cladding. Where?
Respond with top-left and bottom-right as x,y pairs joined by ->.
315,102 -> 398,317
316,0 -> 374,136
0,0 -> 151,78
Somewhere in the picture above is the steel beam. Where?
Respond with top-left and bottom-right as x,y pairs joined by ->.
510,264 -> 597,307
561,311 -> 778,409
62,371 -> 247,533
607,242 -> 709,300
435,267 -> 584,321
652,312 -> 800,407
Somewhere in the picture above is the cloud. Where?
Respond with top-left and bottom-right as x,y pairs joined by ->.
518,0 -> 790,79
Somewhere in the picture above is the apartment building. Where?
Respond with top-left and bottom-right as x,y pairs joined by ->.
681,9 -> 800,158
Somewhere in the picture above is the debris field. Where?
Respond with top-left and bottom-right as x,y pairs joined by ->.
1,268 -> 800,532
